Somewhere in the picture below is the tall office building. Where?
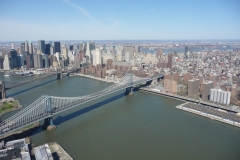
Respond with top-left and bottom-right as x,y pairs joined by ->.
38,40 -> 45,54
11,42 -> 15,49
3,55 -> 10,70
45,44 -> 51,55
42,54 -> 49,68
10,49 -> 18,69
69,45 -> 74,51
54,42 -> 61,53
20,43 -> 25,54
33,54 -> 43,68
29,42 -> 33,54
89,41 -> 95,51
167,53 -> 173,69
25,40 -> 29,53
188,78 -> 200,97
0,56 -> 4,69
185,46 -> 189,59
92,49 -> 101,66
26,55 -> 34,68
202,81 -> 214,101
210,89 -> 231,105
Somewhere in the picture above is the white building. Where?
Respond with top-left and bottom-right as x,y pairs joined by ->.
3,55 -> 10,70
210,88 -> 231,105
92,48 -> 101,66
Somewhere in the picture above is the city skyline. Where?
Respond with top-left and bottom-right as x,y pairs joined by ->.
0,0 -> 240,41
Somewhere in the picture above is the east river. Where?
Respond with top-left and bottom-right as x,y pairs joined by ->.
1,72 -> 240,160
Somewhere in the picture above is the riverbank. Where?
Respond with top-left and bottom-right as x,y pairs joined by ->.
176,103 -> 240,128
0,98 -> 22,119
140,87 -> 240,113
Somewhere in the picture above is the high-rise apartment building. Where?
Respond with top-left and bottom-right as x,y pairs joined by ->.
188,78 -> 200,97
202,81 -> 214,101
167,53 -> 172,69
210,89 -> 231,105
164,79 -> 177,93
38,40 -> 45,54
92,49 -> 101,66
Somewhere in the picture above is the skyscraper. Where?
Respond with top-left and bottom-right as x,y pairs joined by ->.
11,42 -> 15,49
10,49 -> 18,69
20,43 -> 25,54
92,49 -> 101,66
33,54 -> 43,68
3,55 -> 10,70
29,41 -> 33,54
25,40 -> 29,53
54,42 -> 61,53
45,44 -> 51,55
38,40 -> 45,54
26,55 -> 34,68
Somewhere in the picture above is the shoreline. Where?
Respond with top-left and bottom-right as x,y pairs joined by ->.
0,99 -> 22,120
176,103 -> 240,128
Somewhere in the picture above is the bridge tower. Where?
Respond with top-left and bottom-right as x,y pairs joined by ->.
125,74 -> 134,95
0,81 -> 6,99
56,67 -> 63,80
42,96 -> 56,130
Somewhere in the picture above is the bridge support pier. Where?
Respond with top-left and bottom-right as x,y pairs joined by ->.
43,117 -> 56,130
125,87 -> 134,95
57,68 -> 63,80
0,81 -> 6,99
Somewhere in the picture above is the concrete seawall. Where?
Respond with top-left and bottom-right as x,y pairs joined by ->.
176,103 -> 240,128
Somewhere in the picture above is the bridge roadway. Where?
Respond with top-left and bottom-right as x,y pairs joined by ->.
0,73 -> 162,137
5,68 -> 79,90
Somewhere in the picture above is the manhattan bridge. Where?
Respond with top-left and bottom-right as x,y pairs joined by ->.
0,72 -> 163,138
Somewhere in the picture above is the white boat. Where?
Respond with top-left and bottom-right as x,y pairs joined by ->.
4,74 -> 10,77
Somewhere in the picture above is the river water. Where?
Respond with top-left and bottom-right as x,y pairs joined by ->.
0,72 -> 240,160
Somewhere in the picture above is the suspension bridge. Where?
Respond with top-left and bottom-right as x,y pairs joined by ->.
0,73 -> 163,138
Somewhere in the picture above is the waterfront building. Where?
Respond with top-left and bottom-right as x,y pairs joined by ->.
38,40 -> 45,54
202,81 -> 214,101
3,55 -> 10,70
33,144 -> 53,160
54,42 -> 61,53
164,79 -> 177,94
210,88 -> 231,105
188,78 -> 200,97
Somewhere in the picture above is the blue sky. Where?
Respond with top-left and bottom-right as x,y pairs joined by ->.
0,0 -> 240,41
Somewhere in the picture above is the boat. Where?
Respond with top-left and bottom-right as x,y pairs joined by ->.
4,74 -> 10,77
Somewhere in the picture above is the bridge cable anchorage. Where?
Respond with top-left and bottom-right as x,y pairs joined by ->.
0,72 -> 162,137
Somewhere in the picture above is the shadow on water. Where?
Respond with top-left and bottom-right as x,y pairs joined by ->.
7,79 -> 57,97
30,92 -> 127,136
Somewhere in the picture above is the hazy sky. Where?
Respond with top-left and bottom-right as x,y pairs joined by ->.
0,0 -> 240,41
